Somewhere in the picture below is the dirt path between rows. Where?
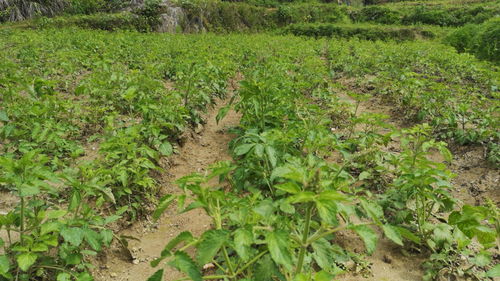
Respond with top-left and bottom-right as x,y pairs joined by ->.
335,89 -> 426,281
94,81 -> 241,281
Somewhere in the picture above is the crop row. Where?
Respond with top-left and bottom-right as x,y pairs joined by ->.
149,36 -> 499,280
0,29 -> 498,280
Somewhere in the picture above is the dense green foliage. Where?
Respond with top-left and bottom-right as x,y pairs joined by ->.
283,23 -> 435,40
326,40 -> 499,162
349,2 -> 500,26
0,1 -> 499,280
445,18 -> 500,64
0,28 -> 246,279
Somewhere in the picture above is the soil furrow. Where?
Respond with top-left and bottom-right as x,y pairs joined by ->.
94,83 -> 241,281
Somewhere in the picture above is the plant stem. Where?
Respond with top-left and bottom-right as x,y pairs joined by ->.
214,199 -> 235,278
222,245 -> 235,278
307,222 -> 373,245
20,197 -> 25,246
175,275 -> 229,281
35,265 -> 78,279
234,250 -> 268,276
295,202 -> 313,275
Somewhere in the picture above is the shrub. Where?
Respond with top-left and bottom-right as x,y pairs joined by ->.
35,12 -> 152,32
180,1 -> 276,32
283,23 -> 435,41
350,6 -> 401,24
67,0 -> 127,14
402,5 -> 499,27
445,18 -> 500,63
275,3 -> 348,25
475,17 -> 500,63
67,0 -> 105,14
444,24 -> 479,53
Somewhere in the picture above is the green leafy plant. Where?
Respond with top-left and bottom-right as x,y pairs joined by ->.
0,152 -> 121,280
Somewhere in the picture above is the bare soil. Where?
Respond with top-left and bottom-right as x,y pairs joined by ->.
93,85 -> 241,281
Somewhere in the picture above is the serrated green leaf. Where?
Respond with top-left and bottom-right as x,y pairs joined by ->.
61,227 -> 83,247
315,271 -> 334,281
168,251 -> 202,281
382,224 -> 403,246
147,269 -> 164,281
159,142 -> 173,156
234,228 -> 253,261
360,199 -> 383,224
266,230 -> 293,270
472,251 -> 491,267
275,181 -> 301,194
151,231 -> 195,267
294,273 -> 308,281
46,210 -> 67,219
83,228 -> 102,251
0,255 -> 10,274
234,144 -> 255,156
76,272 -> 93,281
265,146 -> 277,168
153,194 -> 175,221
65,253 -> 82,265
474,225 -> 496,246
18,185 -> 40,197
288,192 -> 315,203
17,252 -> 37,271
311,238 -> 335,274
68,191 -> 81,212
352,225 -> 377,254
253,254 -> 279,281
101,229 -> 113,246
315,199 -> 338,226
317,191 -> 346,201
396,226 -> 421,244
196,229 -> 229,265
271,165 -> 304,183
359,171 -> 371,181
57,273 -> 71,281
31,243 -> 48,252
487,264 -> 500,277
0,110 -> 8,122
216,105 -> 230,124
40,221 -> 60,235
253,200 -> 275,218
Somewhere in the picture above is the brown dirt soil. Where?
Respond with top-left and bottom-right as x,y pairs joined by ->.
336,232 -> 426,281
92,85 -> 241,281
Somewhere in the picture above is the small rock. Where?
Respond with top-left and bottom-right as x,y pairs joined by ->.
132,259 -> 140,265
110,272 -> 117,278
203,263 -> 215,270
195,124 -> 204,134
382,254 -> 392,264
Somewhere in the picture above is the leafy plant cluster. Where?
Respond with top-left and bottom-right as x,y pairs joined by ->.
283,22 -> 435,41
445,17 -> 500,64
148,35 -> 499,281
325,39 -> 500,165
0,25 -> 498,281
349,3 -> 500,26
0,28 -> 253,279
